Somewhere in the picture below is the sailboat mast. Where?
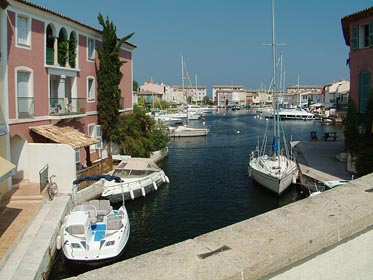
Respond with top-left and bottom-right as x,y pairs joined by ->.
272,0 -> 280,156
181,56 -> 185,103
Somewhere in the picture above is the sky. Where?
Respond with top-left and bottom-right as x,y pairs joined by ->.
28,0 -> 372,94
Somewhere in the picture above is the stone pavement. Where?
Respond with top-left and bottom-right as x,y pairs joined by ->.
0,181 -> 43,262
0,180 -> 70,279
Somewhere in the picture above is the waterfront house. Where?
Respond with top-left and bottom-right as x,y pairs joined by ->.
285,85 -> 322,107
212,85 -> 245,107
342,6 -> 373,113
0,0 -> 135,195
322,80 -> 350,110
341,6 -> 373,173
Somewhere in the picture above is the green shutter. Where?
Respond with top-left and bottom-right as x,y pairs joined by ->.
369,22 -> 373,47
352,26 -> 359,49
359,71 -> 371,113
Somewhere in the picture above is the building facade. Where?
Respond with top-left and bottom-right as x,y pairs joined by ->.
342,6 -> 373,113
0,0 -> 135,194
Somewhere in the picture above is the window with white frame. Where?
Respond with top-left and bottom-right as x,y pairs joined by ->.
17,70 -> 33,117
87,77 -> 95,101
87,37 -> 95,60
88,124 -> 103,152
95,125 -> 103,149
17,15 -> 31,47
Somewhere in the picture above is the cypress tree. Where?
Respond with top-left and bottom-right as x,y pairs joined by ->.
96,13 -> 134,160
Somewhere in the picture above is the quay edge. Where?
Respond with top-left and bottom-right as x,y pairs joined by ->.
65,174 -> 373,280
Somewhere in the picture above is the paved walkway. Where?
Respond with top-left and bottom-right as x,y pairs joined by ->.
0,181 -> 43,262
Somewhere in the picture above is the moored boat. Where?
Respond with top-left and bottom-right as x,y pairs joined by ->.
169,124 -> 210,137
248,0 -> 298,195
101,158 -> 169,203
60,196 -> 130,262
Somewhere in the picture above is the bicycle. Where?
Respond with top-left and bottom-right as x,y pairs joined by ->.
46,175 -> 58,200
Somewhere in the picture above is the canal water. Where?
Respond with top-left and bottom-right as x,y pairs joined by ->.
50,110 -> 345,279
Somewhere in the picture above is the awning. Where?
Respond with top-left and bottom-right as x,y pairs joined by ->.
0,156 -> 16,184
30,125 -> 99,149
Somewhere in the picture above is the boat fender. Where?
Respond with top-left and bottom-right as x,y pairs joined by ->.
141,187 -> 146,197
165,175 -> 170,183
56,235 -> 62,250
153,181 -> 158,190
248,168 -> 251,177
129,188 -> 135,200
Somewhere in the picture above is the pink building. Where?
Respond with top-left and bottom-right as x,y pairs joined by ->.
0,0 -> 135,194
342,6 -> 373,113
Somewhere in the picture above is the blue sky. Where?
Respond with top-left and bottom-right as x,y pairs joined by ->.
29,0 -> 371,93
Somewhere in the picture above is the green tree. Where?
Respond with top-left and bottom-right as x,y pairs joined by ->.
345,93 -> 373,177
112,105 -> 170,157
133,80 -> 139,92
96,13 -> 134,161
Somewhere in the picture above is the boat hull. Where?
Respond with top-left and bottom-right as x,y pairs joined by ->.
102,171 -> 169,203
249,156 -> 297,195
62,205 -> 130,262
170,126 -> 209,137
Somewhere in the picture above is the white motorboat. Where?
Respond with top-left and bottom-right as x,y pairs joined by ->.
169,124 -> 210,137
261,107 -> 315,120
248,0 -> 298,195
102,158 -> 169,203
154,115 -> 184,126
60,193 -> 130,262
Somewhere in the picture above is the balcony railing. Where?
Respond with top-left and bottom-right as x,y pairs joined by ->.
49,97 -> 86,116
17,97 -> 34,118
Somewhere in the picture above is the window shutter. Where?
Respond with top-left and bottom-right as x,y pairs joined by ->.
369,22 -> 373,47
359,71 -> 371,113
352,26 -> 359,49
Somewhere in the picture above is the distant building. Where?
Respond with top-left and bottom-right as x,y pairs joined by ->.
139,81 -> 165,105
342,6 -> 373,113
212,85 -> 245,107
173,85 -> 207,104
285,85 -> 322,107
322,80 -> 350,110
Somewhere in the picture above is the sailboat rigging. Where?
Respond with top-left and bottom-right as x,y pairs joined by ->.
248,0 -> 298,194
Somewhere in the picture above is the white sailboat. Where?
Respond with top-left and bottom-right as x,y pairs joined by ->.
248,0 -> 297,195
170,56 -> 210,137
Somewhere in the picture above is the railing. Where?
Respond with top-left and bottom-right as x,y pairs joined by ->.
49,97 -> 86,116
17,96 -> 34,118
75,157 -> 112,191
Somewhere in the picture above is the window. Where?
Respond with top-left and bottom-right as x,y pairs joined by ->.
87,78 -> 95,101
88,124 -> 103,152
17,15 -> 30,47
17,70 -> 34,117
95,125 -> 103,149
358,71 -> 371,113
352,22 -> 373,50
87,38 -> 95,60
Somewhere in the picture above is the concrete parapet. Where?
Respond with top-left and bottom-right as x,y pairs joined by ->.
67,174 -> 373,280
73,181 -> 104,205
